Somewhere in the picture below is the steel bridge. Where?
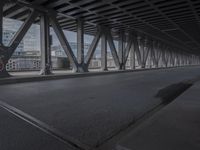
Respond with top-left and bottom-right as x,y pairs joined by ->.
0,0 -> 200,76
0,1 -> 200,150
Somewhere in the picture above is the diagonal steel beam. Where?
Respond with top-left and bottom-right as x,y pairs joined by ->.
49,12 -> 81,71
133,35 -> 141,66
7,10 -> 39,59
85,28 -> 101,67
124,33 -> 133,65
143,38 -> 150,66
107,29 -> 120,69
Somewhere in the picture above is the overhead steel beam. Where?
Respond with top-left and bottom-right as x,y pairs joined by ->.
15,0 -> 192,55
63,0 -> 194,53
145,0 -> 200,50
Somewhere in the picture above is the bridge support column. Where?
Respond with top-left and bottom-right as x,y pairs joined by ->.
0,0 -> 3,44
0,0 -> 9,77
101,27 -> 107,71
76,19 -> 88,72
0,47 -> 10,77
139,37 -> 149,69
130,43 -> 135,69
149,40 -> 154,68
118,30 -> 125,70
40,13 -> 52,75
77,19 -> 84,65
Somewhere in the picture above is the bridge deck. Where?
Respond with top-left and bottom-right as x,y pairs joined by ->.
0,66 -> 200,150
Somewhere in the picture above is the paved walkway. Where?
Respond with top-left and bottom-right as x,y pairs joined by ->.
0,66 -> 200,150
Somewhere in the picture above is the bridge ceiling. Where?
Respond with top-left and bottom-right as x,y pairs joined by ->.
3,0 -> 200,54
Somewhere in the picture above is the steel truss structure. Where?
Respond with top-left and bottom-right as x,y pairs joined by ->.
0,0 -> 200,77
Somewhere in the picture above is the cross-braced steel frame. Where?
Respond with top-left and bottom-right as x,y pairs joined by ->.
0,0 -> 200,77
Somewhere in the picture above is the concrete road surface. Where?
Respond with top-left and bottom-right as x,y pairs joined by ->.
0,66 -> 200,149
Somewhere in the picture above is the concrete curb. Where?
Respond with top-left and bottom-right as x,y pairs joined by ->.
0,66 -> 198,85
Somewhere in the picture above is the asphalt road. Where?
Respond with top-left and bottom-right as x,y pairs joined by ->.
0,66 -> 200,149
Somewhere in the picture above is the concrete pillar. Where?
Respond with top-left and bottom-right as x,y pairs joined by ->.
77,18 -> 84,65
40,14 -> 52,75
101,30 -> 107,71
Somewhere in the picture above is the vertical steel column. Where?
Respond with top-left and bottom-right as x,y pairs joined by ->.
172,51 -> 176,67
139,37 -> 149,68
101,27 -> 107,71
118,30 -> 125,70
134,35 -> 141,67
49,14 -> 83,72
177,53 -> 180,66
77,18 -> 84,65
149,40 -> 154,68
130,41 -> 135,69
161,46 -> 169,68
153,41 -> 157,68
0,0 -> 8,77
40,14 -> 52,75
0,0 -> 3,45
143,38 -> 150,68
138,37 -> 144,68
